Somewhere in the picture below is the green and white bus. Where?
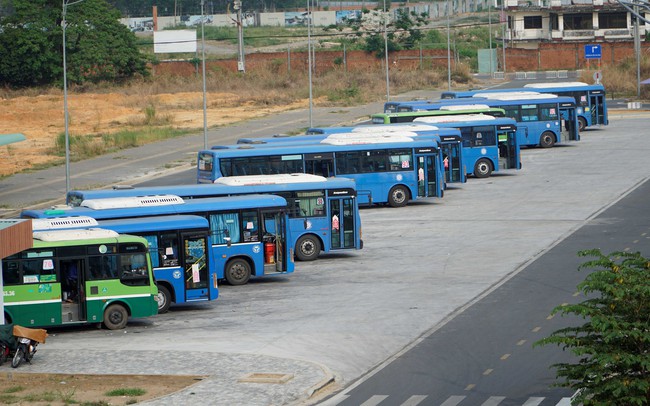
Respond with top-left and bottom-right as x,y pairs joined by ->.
2,228 -> 159,330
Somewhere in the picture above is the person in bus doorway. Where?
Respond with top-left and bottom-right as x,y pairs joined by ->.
63,262 -> 79,303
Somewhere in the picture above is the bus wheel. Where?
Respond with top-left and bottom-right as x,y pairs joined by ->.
388,185 -> 409,207
103,304 -> 128,330
225,258 -> 251,286
539,131 -> 555,148
474,158 -> 492,179
156,285 -> 172,314
296,235 -> 321,261
578,117 -> 587,132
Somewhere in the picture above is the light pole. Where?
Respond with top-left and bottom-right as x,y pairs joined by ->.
62,0 -> 84,194
307,0 -> 313,127
384,0 -> 390,101
201,0 -> 208,149
488,0 -> 493,75
447,0 -> 451,90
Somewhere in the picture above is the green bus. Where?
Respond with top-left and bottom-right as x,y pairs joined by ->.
2,228 -> 159,330
371,106 -> 507,124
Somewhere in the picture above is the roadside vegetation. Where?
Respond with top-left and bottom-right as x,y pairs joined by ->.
535,250 -> 650,405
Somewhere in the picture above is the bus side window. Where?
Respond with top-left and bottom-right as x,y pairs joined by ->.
2,260 -> 20,285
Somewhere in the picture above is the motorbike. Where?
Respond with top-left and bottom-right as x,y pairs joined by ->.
9,325 -> 47,368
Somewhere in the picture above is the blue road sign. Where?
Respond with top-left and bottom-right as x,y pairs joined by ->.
585,44 -> 602,59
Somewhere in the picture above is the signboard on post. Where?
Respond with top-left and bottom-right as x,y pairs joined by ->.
585,44 -> 602,59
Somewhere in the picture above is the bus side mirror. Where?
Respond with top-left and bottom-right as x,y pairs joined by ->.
224,237 -> 231,247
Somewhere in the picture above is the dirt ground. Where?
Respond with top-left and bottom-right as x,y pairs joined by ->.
0,372 -> 205,405
0,91 -> 308,178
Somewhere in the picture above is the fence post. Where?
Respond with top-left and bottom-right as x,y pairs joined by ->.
288,46 -> 291,74
419,44 -> 423,70
344,43 -> 347,72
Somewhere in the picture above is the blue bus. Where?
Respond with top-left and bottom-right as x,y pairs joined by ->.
440,82 -> 608,131
411,115 -> 521,178
197,136 -> 446,207
32,215 -> 218,314
237,127 -> 466,185
22,194 -> 294,287
66,174 -> 362,262
380,94 -> 579,148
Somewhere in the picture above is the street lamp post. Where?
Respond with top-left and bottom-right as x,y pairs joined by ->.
62,0 -> 84,194
384,0 -> 390,101
307,0 -> 313,127
447,0 -> 451,90
201,0 -> 208,149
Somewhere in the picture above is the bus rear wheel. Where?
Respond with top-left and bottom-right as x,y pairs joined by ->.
156,285 -> 172,314
388,185 -> 409,207
103,303 -> 128,330
225,258 -> 251,286
578,117 -> 587,132
473,158 -> 492,179
296,235 -> 321,261
539,131 -> 556,148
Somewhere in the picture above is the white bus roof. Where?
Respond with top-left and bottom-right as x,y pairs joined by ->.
81,194 -> 185,210
33,228 -> 119,241
32,216 -> 99,231
524,82 -> 589,89
321,134 -> 415,145
472,91 -> 542,99
326,131 -> 418,140
214,173 -> 327,186
352,124 -> 439,132
413,114 -> 495,124
438,104 -> 492,111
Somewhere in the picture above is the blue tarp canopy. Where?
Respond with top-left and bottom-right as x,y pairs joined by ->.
0,133 -> 26,146
640,78 -> 650,85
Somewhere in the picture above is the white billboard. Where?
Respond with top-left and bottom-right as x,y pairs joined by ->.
153,30 -> 197,54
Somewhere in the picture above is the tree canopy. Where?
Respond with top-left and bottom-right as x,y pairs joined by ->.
536,249 -> 650,406
0,0 -> 149,88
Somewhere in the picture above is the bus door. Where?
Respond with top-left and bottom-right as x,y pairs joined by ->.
181,232 -> 212,302
415,148 -> 442,198
305,152 -> 334,177
262,210 -> 289,273
559,104 -> 579,141
439,138 -> 464,184
590,91 -> 608,125
61,258 -> 86,324
497,125 -> 520,170
328,190 -> 357,250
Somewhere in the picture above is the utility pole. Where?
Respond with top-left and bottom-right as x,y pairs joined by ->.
234,0 -> 245,72
201,0 -> 208,149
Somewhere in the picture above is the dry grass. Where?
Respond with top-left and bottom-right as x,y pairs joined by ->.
581,55 -> 650,99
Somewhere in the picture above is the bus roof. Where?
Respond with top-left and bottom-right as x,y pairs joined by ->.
81,194 -> 185,210
470,91 -> 550,100
321,134 -> 416,145
33,228 -> 120,241
22,194 -> 288,220
523,81 -> 590,89
413,114 -> 495,123
214,173 -> 327,185
32,215 -> 209,232
438,104 -> 492,111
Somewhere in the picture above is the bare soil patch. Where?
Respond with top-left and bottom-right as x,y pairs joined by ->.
0,91 -> 308,177
0,372 -> 205,405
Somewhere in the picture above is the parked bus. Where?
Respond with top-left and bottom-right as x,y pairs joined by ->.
197,136 -> 446,207
380,95 -> 579,148
376,105 -> 507,119
440,82 -> 608,131
22,194 -> 294,286
237,127 -> 466,185
66,174 -> 362,262
2,228 -> 158,330
411,115 -> 521,178
32,215 -> 218,314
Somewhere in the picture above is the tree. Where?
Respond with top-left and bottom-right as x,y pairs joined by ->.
536,249 -> 650,406
0,0 -> 148,88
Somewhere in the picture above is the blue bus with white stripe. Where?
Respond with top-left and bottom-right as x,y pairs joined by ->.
198,136 -> 446,207
66,174 -> 362,262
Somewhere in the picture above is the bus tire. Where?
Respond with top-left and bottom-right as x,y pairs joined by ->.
578,117 -> 587,132
296,235 -> 321,261
388,185 -> 409,207
473,158 -> 492,179
103,303 -> 128,330
539,131 -> 555,148
156,285 -> 172,314
225,258 -> 251,286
